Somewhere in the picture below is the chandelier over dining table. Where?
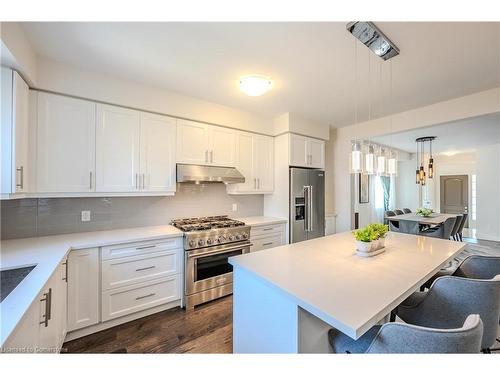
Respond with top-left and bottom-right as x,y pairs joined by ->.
415,136 -> 436,185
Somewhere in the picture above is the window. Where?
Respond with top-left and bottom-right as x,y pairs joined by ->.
471,174 -> 476,221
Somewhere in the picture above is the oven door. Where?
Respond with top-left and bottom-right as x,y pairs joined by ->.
185,242 -> 250,295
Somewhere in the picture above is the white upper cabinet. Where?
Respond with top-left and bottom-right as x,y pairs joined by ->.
209,126 -> 235,166
307,138 -> 325,169
176,119 -> 235,166
289,134 -> 325,169
176,119 -> 209,164
227,132 -> 274,194
1,68 -> 30,196
140,113 -> 176,193
254,135 -> 274,192
96,104 -> 141,192
37,93 -> 96,192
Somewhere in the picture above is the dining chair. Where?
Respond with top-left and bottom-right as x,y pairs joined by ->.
397,275 -> 500,352
402,208 -> 412,214
394,209 -> 405,215
421,255 -> 500,290
456,213 -> 469,241
328,314 -> 483,353
450,214 -> 463,241
419,217 -> 457,240
385,211 -> 399,231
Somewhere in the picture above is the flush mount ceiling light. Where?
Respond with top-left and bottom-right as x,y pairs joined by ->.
239,75 -> 273,96
346,22 -> 399,61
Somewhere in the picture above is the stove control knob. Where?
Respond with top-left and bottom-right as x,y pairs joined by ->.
206,238 -> 213,245
228,235 -> 235,241
219,235 -> 226,243
235,234 -> 242,240
188,240 -> 196,248
242,233 -> 249,240
198,239 -> 205,247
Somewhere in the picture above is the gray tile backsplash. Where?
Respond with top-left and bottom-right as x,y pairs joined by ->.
1,184 -> 264,240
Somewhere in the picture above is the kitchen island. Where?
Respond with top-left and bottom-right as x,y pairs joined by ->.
229,231 -> 465,353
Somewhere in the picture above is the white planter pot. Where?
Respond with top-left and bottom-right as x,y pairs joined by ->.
378,237 -> 386,249
356,240 -> 373,253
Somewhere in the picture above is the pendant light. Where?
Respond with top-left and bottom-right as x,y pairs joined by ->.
350,38 -> 363,174
377,147 -> 387,175
387,60 -> 398,176
364,144 -> 375,174
364,51 -> 375,175
415,136 -> 436,185
428,138 -> 434,179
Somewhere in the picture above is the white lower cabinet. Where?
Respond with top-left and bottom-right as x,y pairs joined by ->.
250,223 -> 286,252
3,261 -> 67,353
102,276 -> 181,322
64,238 -> 183,337
67,248 -> 100,331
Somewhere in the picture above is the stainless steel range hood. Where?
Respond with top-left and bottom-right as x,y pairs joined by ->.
176,164 -> 245,184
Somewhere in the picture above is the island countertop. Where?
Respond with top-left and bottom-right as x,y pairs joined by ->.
229,231 -> 466,340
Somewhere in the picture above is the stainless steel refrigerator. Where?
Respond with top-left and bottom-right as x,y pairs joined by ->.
289,167 -> 325,243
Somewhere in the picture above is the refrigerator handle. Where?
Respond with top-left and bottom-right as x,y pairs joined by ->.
308,185 -> 313,232
303,186 -> 309,232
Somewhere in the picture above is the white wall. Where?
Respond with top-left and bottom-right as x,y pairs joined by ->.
476,144 -> 500,241
0,22 -> 38,85
396,156 -> 420,211
36,58 -> 277,135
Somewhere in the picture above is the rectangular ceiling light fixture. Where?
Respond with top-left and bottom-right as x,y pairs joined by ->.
346,21 -> 400,61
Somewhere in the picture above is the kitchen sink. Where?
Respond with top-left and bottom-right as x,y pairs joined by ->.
0,265 -> 36,302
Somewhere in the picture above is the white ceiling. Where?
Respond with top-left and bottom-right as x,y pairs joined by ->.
22,22 -> 500,127
372,113 -> 500,154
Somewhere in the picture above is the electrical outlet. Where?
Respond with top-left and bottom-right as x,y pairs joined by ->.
81,210 -> 91,222
232,203 -> 238,212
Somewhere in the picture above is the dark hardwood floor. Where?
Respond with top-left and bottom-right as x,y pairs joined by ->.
62,296 -> 233,353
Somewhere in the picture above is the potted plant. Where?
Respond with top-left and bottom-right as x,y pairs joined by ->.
368,223 -> 389,249
416,207 -> 433,218
353,227 -> 378,253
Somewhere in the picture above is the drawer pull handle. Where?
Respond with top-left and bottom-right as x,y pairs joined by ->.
135,265 -> 156,272
135,293 -> 156,300
263,242 -> 274,246
262,228 -> 273,231
136,245 -> 156,250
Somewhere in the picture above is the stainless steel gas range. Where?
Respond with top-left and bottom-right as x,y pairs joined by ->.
171,216 -> 251,310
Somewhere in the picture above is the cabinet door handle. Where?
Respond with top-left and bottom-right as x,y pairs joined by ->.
16,166 -> 24,189
258,178 -> 260,190
205,150 -> 208,163
210,150 -> 213,163
39,288 -> 52,327
141,174 -> 145,190
135,265 -> 156,272
89,171 -> 93,190
135,173 -> 138,189
136,244 -> 156,250
263,242 -> 274,246
135,293 -> 155,300
62,261 -> 68,282
262,227 -> 273,231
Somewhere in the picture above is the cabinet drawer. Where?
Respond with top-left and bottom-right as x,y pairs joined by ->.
251,223 -> 284,237
251,233 -> 284,252
101,237 -> 183,260
101,276 -> 181,322
101,250 -> 181,291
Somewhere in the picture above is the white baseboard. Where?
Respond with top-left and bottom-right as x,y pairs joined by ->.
64,300 -> 181,342
474,232 -> 500,242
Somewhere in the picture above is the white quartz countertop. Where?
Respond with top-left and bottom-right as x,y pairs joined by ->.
230,231 -> 466,339
0,225 -> 183,346
236,216 -> 287,226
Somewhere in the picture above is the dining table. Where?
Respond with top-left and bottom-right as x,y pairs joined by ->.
385,213 -> 459,234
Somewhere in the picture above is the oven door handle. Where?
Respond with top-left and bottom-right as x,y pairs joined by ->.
187,243 -> 252,258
